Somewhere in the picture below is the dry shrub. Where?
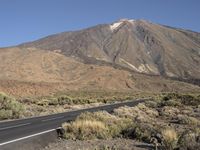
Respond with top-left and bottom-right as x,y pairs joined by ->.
113,106 -> 135,118
77,111 -> 118,123
62,111 -> 133,140
161,99 -> 182,107
127,124 -> 157,143
178,130 -> 200,150
78,111 -> 133,137
144,100 -> 158,108
161,128 -> 178,150
176,115 -> 200,126
160,106 -> 180,117
162,93 -> 200,106
62,120 -> 108,140
114,104 -> 158,123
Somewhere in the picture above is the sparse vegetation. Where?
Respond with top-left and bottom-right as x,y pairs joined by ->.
34,91 -> 147,107
60,92 -> 200,150
52,91 -> 144,105
162,93 -> 200,106
19,91 -> 160,117
1,91 -> 199,149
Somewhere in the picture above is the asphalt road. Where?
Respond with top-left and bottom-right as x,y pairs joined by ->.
0,99 -> 146,146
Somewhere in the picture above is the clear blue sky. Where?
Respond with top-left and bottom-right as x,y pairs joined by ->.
0,0 -> 200,47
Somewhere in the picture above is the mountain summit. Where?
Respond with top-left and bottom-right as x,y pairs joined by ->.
20,19 -> 200,79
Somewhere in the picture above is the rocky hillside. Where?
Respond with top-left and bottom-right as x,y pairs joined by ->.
0,46 -> 200,97
20,19 -> 200,80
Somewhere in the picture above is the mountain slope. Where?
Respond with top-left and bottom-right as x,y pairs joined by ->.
0,46 -> 200,97
20,19 -> 200,80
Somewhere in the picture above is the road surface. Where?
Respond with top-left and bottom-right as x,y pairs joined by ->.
0,99 -> 146,146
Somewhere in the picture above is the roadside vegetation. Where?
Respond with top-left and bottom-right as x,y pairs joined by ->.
2,91 -> 152,118
0,92 -> 24,120
61,93 -> 200,150
35,91 -> 152,106
1,91 -> 200,149
20,91 -> 159,117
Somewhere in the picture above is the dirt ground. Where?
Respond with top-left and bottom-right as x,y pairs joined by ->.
43,138 -> 153,150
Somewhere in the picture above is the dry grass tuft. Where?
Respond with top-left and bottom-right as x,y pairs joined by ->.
161,128 -> 178,150
62,119 -> 108,140
70,120 -> 106,131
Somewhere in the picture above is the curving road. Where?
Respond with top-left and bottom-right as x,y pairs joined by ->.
0,99 -> 146,146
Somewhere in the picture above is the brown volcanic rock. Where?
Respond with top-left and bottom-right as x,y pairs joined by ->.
0,47 -> 133,87
0,46 -> 200,97
0,80 -> 68,97
19,19 -> 200,79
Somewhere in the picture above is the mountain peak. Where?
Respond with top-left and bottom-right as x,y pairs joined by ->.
18,19 -> 200,81
110,18 -> 135,31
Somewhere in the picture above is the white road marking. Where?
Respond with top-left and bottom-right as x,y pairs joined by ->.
0,128 -> 61,146
41,116 -> 64,122
0,123 -> 31,131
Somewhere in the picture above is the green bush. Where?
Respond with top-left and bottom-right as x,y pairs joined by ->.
161,99 -> 181,107
144,100 -> 158,108
48,98 -> 59,105
0,92 -> 24,119
0,109 -> 13,119
36,99 -> 49,106
43,96 -> 97,106
58,96 -> 73,105
162,93 -> 180,101
162,93 -> 200,106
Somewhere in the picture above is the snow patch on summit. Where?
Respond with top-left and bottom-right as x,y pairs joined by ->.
127,19 -> 135,24
110,22 -> 123,31
110,19 -> 136,31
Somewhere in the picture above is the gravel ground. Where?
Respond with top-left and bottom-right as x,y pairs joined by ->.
43,138 -> 153,150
